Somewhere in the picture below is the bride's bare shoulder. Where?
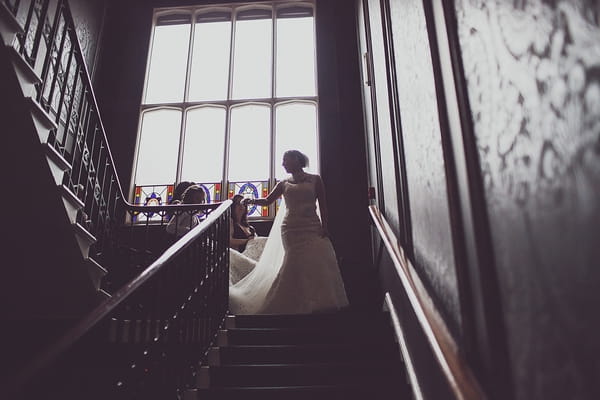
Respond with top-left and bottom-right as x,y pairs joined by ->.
308,173 -> 322,182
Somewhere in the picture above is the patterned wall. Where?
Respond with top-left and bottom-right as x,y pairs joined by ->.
388,0 -> 462,338
68,0 -> 106,76
454,1 -> 600,398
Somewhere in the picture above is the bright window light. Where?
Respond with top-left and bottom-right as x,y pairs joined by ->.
275,102 -> 318,179
228,105 -> 271,181
276,17 -> 316,97
188,21 -> 231,101
135,109 -> 181,185
134,3 -> 318,215
181,107 -> 226,182
144,24 -> 190,104
232,18 -> 272,99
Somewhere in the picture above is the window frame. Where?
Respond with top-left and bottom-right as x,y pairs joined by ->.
130,1 -> 318,220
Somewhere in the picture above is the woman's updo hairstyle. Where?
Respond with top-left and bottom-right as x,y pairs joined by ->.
284,150 -> 309,168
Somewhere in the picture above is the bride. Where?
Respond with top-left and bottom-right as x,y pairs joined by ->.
229,150 -> 349,314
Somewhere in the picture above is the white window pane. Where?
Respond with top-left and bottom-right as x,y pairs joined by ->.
275,102 -> 318,180
229,105 -> 270,181
145,24 -> 190,104
276,17 -> 316,97
189,21 -> 231,101
181,107 -> 226,182
135,109 -> 182,185
232,18 -> 272,99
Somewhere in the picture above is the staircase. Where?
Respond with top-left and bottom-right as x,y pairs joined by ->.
1,3 -> 417,399
187,311 -> 412,399
0,0 -> 109,304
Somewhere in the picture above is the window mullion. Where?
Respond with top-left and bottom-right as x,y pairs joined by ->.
270,8 -> 277,215
227,10 -> 236,102
176,19 -> 195,184
224,11 -> 237,193
176,107 -> 187,185
183,18 -> 195,102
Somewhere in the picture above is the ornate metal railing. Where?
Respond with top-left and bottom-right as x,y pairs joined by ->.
25,0 -> 130,261
2,0 -> 232,398
4,0 -> 219,284
103,202 -> 224,292
11,201 -> 231,399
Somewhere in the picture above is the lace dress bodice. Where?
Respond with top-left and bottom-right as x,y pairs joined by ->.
283,178 -> 318,219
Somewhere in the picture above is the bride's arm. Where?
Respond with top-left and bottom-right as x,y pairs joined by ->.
315,175 -> 329,237
246,181 -> 284,207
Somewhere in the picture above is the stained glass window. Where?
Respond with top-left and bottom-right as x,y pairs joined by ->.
133,184 -> 173,223
195,182 -> 222,203
133,2 -> 318,219
228,181 -> 269,217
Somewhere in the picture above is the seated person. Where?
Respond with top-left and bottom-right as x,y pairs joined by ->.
170,181 -> 196,206
229,194 -> 267,284
166,181 -> 196,221
230,194 -> 257,252
166,185 -> 206,237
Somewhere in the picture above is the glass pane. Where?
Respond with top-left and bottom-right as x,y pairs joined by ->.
276,16 -> 316,97
133,184 -> 173,223
181,107 -> 226,182
275,102 -> 318,179
195,182 -> 222,203
228,181 -> 270,217
232,16 -> 272,99
188,20 -> 231,101
228,105 -> 270,181
145,24 -> 190,104
134,109 -> 181,186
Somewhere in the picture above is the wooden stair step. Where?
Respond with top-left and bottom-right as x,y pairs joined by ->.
186,384 -> 403,400
221,326 -> 394,345
215,343 -> 401,365
228,311 -> 391,329
200,362 -> 403,387
0,1 -> 23,46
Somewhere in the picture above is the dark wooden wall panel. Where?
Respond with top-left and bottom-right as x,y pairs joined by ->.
388,0 -> 462,337
366,0 -> 402,230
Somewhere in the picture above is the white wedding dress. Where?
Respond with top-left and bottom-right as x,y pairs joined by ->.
229,179 -> 348,314
229,178 -> 349,314
228,237 -> 267,285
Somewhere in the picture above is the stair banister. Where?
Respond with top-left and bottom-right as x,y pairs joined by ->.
369,205 -> 486,400
6,200 -> 232,398
2,1 -> 234,397
6,0 -> 226,278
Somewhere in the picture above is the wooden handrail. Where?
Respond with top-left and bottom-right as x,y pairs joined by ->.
369,205 -> 486,400
10,200 -> 232,392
